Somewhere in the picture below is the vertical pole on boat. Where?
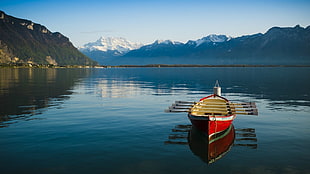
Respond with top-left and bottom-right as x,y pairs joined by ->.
213,80 -> 221,96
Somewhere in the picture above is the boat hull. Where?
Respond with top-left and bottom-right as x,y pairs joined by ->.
188,94 -> 236,139
188,114 -> 235,140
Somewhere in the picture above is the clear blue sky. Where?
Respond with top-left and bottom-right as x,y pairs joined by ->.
2,0 -> 310,46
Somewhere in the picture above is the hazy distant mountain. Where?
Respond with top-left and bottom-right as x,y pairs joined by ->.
0,11 -> 97,65
79,37 -> 143,64
102,25 -> 310,65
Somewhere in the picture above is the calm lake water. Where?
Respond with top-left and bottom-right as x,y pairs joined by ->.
0,67 -> 309,174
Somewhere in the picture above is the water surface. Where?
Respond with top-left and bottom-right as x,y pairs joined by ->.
0,67 -> 309,174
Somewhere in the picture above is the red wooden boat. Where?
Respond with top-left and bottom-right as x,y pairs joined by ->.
188,94 -> 236,140
166,81 -> 257,140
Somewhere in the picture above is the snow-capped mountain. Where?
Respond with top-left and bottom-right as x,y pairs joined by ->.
192,34 -> 231,47
79,37 -> 143,64
142,39 -> 183,51
153,40 -> 183,45
79,37 -> 143,54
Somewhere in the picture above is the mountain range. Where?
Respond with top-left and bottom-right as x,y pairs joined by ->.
0,11 -> 97,66
1,11 -> 309,66
81,25 -> 310,65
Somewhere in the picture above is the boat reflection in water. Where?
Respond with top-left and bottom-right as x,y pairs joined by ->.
189,124 -> 235,164
165,124 -> 257,164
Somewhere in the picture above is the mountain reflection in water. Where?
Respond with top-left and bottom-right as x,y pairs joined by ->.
0,68 -> 90,127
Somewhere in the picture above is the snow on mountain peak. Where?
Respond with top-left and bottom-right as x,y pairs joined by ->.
154,40 -> 172,45
195,34 -> 231,46
153,39 -> 183,45
79,37 -> 143,53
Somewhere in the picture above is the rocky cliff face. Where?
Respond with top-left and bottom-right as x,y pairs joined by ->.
0,11 -> 97,65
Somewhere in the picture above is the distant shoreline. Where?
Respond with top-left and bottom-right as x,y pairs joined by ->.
109,64 -> 310,68
1,63 -> 310,68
